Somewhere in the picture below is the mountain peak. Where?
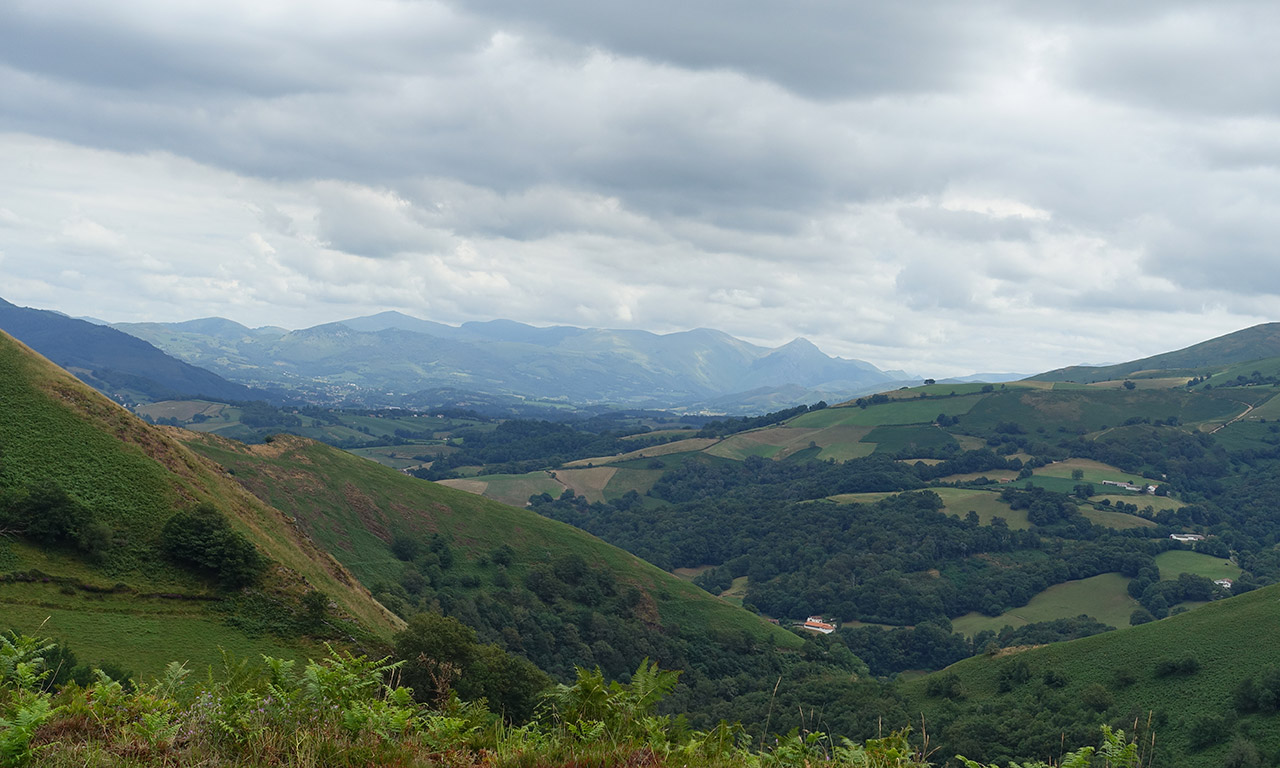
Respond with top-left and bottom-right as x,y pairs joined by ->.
339,311 -> 455,336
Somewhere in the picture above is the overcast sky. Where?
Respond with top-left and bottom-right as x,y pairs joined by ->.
2,1 -> 1279,376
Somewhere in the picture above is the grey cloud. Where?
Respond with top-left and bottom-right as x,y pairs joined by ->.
1058,5 -> 1280,117
896,207 -> 1038,242
0,1 -> 483,96
456,0 -> 1006,100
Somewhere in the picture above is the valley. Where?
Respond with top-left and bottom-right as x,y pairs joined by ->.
8,319 -> 1280,765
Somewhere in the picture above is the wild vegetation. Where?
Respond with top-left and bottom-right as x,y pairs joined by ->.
18,318 -> 1280,766
2,626 -> 1155,768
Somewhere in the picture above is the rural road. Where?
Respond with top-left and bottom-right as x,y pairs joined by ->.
1210,401 -> 1255,433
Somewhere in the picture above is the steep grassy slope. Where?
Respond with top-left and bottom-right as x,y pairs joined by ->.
0,331 -> 401,674
181,431 -> 803,679
903,583 -> 1280,767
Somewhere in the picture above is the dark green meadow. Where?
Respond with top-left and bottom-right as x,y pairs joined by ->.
903,583 -> 1280,766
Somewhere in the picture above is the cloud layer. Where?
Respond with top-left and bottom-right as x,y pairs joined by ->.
2,0 -> 1278,376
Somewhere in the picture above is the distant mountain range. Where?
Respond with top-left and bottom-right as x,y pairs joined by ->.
0,297 -> 263,403
110,310 -> 919,410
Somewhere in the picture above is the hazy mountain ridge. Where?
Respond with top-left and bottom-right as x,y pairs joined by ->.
113,311 -> 913,409
0,297 -> 264,403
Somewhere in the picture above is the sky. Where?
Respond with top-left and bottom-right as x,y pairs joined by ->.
2,1 -> 1279,377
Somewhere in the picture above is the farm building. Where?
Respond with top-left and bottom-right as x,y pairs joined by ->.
800,616 -> 836,634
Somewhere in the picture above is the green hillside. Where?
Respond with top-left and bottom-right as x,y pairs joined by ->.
0,331 -> 401,676
180,431 -> 804,686
1032,322 -> 1280,383
903,583 -> 1280,767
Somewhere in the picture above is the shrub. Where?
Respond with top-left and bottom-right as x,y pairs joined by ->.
925,672 -> 965,700
160,503 -> 265,589
1154,652 -> 1200,677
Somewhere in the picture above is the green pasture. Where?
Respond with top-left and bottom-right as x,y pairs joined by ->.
788,395 -> 985,428
815,440 -> 877,462
1202,355 -> 1280,387
1,593 -> 304,680
1086,377 -> 1191,390
950,572 -> 1139,636
1155,550 -> 1241,582
565,437 -> 719,467
554,466 -> 621,504
1240,390 -> 1280,419
136,399 -> 227,421
865,424 -> 958,454
1081,507 -> 1156,529
1092,494 -> 1182,512
960,388 -> 1246,434
702,424 -> 876,463
931,488 -> 1029,529
484,472 -> 568,506
1036,458 -> 1146,484
703,433 -> 787,460
671,565 -> 714,581
935,470 -> 1019,484
601,468 -> 663,500
609,450 -> 710,471
349,445 -> 441,470
1214,420 -> 1280,452
826,491 -> 901,505
719,576 -> 749,607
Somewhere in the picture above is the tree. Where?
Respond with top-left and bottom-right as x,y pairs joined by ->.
394,612 -> 549,720
1129,608 -> 1155,626
160,503 -> 265,589
1123,380 -> 1136,390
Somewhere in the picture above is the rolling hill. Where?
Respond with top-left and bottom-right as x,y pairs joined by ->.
177,429 -> 804,686
1032,322 -> 1280,383
903,582 -> 1280,767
